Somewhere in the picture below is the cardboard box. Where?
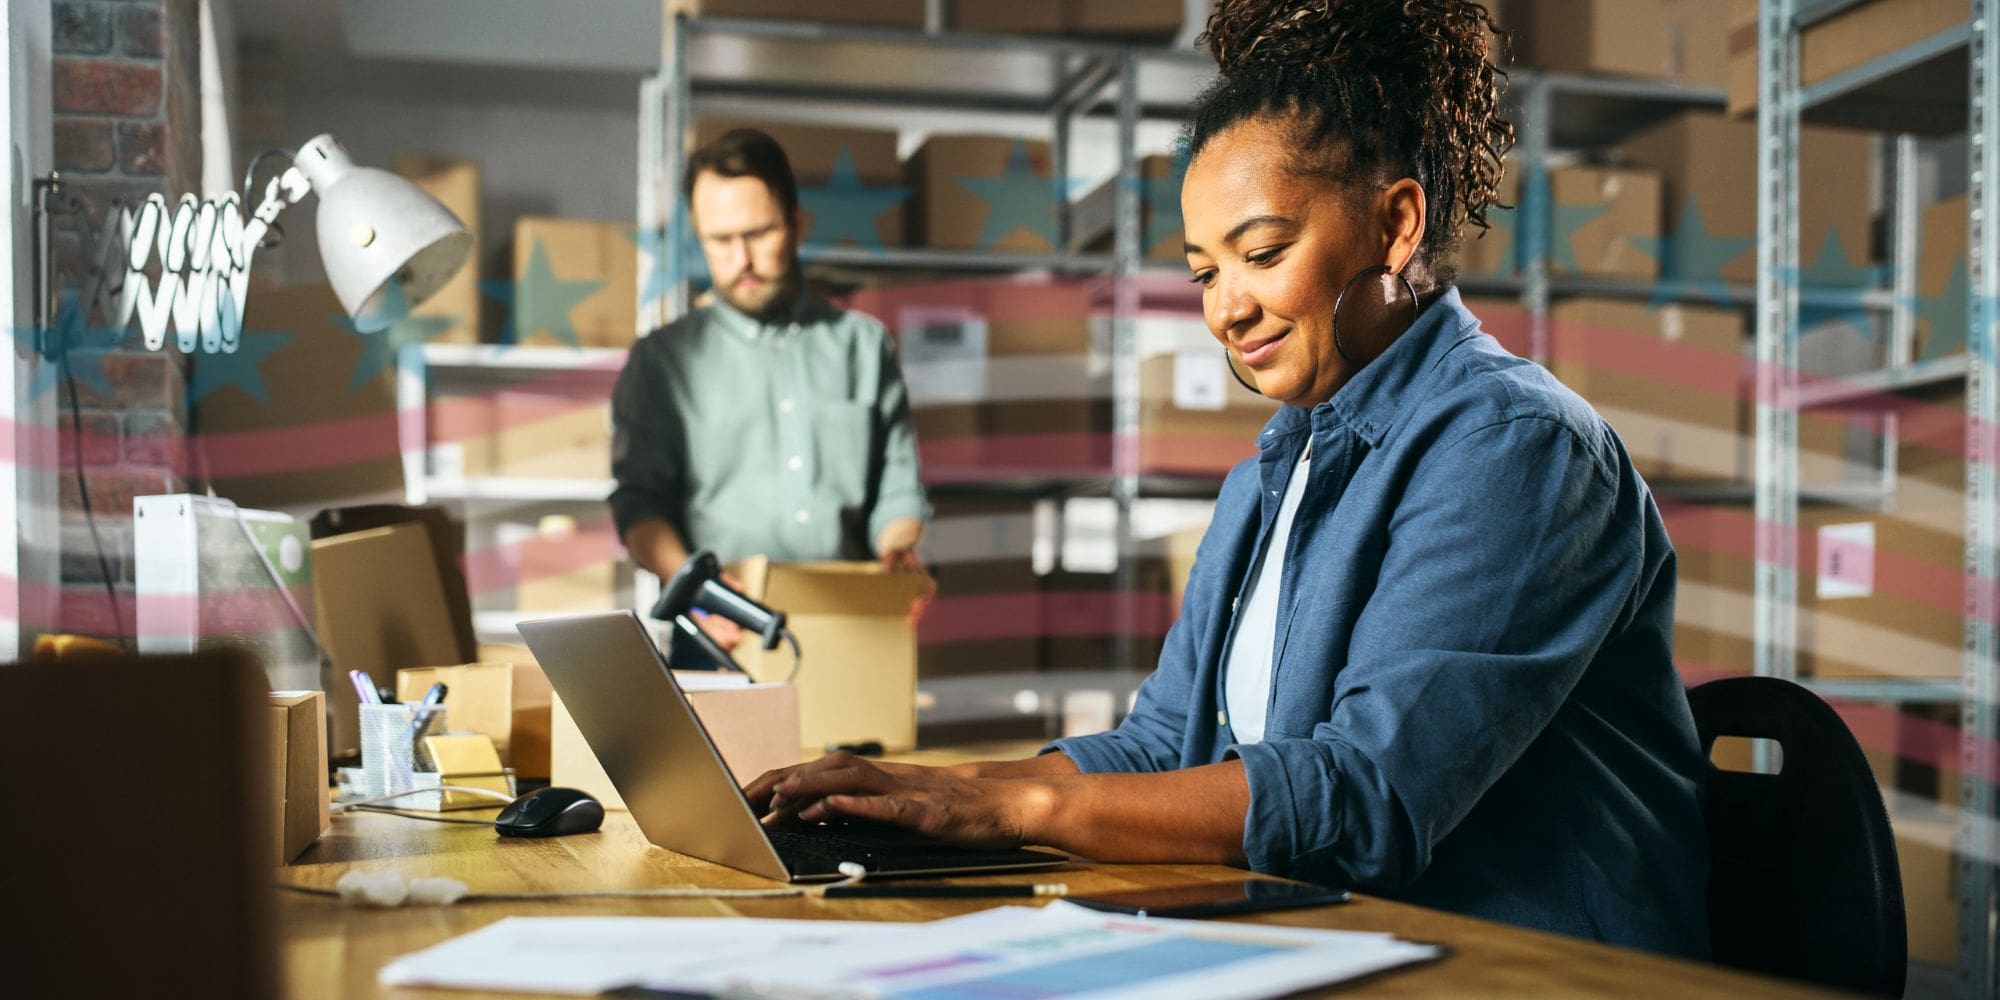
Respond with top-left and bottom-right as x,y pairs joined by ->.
1070,153 -> 1188,263
1615,111 -> 1876,285
1040,566 -> 1171,676
511,217 -> 638,349
1548,166 -> 1661,281
312,505 -> 479,664
1460,295 -> 1532,358
670,0 -> 926,28
392,154 -> 481,345
694,118 -> 904,250
1798,511 -> 1961,679
1916,195 -> 1969,361
268,691 -> 329,864
428,392 -> 612,481
1455,168 -> 1520,280
0,653 -> 279,999
312,522 -> 464,759
476,642 -> 553,779
1726,0 -> 1968,128
1550,298 -> 1745,483
396,663 -> 516,758
1139,353 -> 1281,477
954,0 -> 1185,40
194,283 -> 404,510
727,557 -> 929,750
1504,0 -> 1729,86
907,136 -> 1058,252
498,517 -> 621,613
1666,502 -> 1756,680
551,679 -> 802,808
1894,809 -> 1959,966
921,497 -> 1043,683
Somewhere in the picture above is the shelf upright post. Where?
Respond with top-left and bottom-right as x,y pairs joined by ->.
1053,52 -> 1074,252
1960,1 -> 2000,992
1890,134 -> 1920,368
1110,51 -> 1144,693
1516,74 -> 1553,365
396,344 -> 430,506
639,70 -> 667,336
663,13 -> 693,324
1754,0 -> 1803,716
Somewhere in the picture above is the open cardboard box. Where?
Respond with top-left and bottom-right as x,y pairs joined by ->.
550,677 -> 801,809
727,557 -> 930,751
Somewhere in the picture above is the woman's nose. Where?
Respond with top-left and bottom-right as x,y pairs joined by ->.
1208,273 -> 1256,334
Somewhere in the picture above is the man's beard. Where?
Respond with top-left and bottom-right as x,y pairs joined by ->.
718,258 -> 801,323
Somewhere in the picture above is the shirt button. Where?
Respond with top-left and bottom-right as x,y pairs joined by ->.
794,510 -> 811,524
1217,710 -> 1228,726
787,455 -> 803,471
779,399 -> 794,414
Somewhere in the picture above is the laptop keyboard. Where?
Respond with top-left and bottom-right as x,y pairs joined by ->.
765,825 -> 1063,877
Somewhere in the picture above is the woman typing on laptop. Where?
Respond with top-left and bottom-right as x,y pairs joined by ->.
745,0 -> 1710,959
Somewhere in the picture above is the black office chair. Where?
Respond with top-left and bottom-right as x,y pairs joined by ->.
1688,676 -> 1907,996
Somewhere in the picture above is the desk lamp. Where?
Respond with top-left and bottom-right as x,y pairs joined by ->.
31,132 -> 472,350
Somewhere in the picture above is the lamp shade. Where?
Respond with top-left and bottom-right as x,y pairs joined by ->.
294,134 -> 473,333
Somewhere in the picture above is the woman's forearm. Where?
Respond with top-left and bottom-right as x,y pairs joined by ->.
1015,759 -> 1251,865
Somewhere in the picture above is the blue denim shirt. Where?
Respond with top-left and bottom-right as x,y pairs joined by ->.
1049,289 -> 1711,959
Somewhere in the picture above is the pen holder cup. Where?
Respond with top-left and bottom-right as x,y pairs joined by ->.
357,702 -> 449,800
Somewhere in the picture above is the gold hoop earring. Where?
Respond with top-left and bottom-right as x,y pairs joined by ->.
1224,348 -> 1261,396
1331,264 -> 1421,367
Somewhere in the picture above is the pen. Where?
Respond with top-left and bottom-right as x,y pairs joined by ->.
820,884 -> 1067,899
405,682 -> 450,767
349,670 -> 380,705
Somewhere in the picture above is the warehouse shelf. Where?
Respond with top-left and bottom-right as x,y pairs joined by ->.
419,344 -> 629,373
803,245 -> 1116,274
1754,0 -> 1997,991
1795,353 -> 1971,408
1806,677 -> 1966,702
1651,481 -> 1890,507
421,477 -> 616,504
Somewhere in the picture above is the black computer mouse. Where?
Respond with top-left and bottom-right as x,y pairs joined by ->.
494,786 -> 605,838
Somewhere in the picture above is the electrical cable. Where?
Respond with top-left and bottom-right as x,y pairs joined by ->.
239,148 -> 296,249
277,861 -> 876,907
781,627 -> 802,684
348,806 -> 498,826
62,351 -> 124,645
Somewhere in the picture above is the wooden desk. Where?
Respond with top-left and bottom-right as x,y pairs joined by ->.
282,810 -> 1846,999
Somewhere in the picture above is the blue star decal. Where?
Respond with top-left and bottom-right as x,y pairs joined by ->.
626,217 -> 709,321
799,148 -> 908,254
484,240 -> 606,349
337,281 -> 458,389
1782,228 -> 1890,335
1459,201 -> 1517,278
1548,194 -> 1613,276
1627,196 -> 1758,308
1140,150 -> 1190,251
189,327 -> 294,404
1911,259 -> 2000,363
958,140 -> 1063,251
22,290 -> 125,401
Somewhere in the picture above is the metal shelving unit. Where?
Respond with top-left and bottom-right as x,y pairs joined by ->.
1755,1 -> 1997,993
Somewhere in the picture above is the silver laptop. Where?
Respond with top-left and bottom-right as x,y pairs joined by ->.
518,610 -> 1069,882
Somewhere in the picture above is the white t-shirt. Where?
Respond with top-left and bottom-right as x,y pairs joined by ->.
1223,444 -> 1312,744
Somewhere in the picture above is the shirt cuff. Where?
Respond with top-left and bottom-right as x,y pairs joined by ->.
867,496 -> 931,546
1042,734 -> 1142,774
1227,740 -> 1312,878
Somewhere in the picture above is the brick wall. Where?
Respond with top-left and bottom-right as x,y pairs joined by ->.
49,0 -> 201,642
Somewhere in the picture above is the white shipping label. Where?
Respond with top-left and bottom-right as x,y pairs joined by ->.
1173,353 -> 1228,411
427,443 -> 466,480
897,307 -> 988,401
1817,521 -> 1876,600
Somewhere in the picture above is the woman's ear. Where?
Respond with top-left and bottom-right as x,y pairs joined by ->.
1381,178 -> 1427,275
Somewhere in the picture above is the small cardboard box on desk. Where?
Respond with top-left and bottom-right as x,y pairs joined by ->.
728,557 -> 930,752
269,690 -> 330,864
552,673 -> 801,809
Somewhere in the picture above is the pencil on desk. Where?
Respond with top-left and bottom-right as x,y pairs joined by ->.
816,884 -> 1064,900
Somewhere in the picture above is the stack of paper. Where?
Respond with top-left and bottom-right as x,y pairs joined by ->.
381,902 -> 1440,999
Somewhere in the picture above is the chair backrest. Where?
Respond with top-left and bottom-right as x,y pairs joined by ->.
1688,676 -> 1906,996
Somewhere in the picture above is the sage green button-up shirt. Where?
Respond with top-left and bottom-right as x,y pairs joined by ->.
609,294 -> 929,563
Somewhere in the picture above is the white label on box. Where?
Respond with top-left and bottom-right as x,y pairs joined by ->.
427,443 -> 466,480
1817,521 -> 1876,600
898,307 -> 988,401
1173,353 -> 1228,411
1661,305 -> 1685,343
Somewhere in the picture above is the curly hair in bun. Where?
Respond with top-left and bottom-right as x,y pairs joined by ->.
1189,0 -> 1514,286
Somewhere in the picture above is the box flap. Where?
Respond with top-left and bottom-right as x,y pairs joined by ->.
758,561 -> 928,615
